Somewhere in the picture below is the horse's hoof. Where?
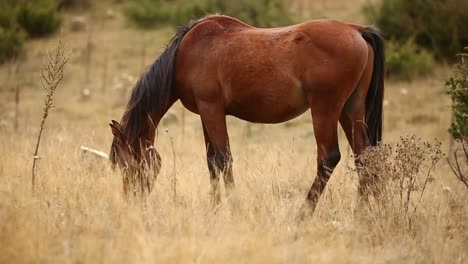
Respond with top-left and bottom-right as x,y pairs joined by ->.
296,202 -> 316,222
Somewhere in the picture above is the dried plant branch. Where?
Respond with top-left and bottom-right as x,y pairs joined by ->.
32,35 -> 69,194
448,140 -> 468,189
358,136 -> 443,231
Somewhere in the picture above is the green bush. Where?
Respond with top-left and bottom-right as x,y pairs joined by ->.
0,0 -> 22,63
447,49 -> 468,140
0,0 -> 17,29
17,0 -> 60,37
0,27 -> 24,63
385,40 -> 434,80
124,0 -> 171,28
365,0 -> 468,60
205,0 -> 291,28
446,48 -> 468,189
172,1 -> 208,26
124,0 -> 291,28
0,0 -> 61,63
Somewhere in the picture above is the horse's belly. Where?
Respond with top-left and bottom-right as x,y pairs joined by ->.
226,86 -> 309,123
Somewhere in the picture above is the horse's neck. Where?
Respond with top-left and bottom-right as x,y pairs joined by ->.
145,96 -> 178,141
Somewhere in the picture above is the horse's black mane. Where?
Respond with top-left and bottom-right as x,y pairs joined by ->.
119,19 -> 201,144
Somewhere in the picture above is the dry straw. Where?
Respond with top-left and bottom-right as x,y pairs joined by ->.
31,34 -> 69,194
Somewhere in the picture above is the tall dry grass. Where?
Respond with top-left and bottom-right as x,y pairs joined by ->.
0,120 -> 467,263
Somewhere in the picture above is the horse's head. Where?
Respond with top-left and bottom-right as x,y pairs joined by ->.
108,120 -> 161,177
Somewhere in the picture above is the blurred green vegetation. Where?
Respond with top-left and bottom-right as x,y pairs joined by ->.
17,0 -> 61,37
0,0 -> 62,63
447,49 -> 468,140
385,40 -> 434,80
365,0 -> 468,79
0,0 -> 24,63
0,27 -> 24,63
124,0 -> 291,28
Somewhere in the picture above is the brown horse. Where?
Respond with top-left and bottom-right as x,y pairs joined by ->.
109,15 -> 384,212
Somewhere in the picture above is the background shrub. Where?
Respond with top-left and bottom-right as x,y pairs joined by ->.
124,0 -> 171,28
447,49 -> 468,140
171,1 -> 209,26
0,27 -> 24,63
446,49 -> 468,189
124,0 -> 291,28
204,0 -> 291,28
0,0 -> 17,29
17,0 -> 61,37
385,40 -> 434,80
0,0 -> 23,63
365,0 -> 468,60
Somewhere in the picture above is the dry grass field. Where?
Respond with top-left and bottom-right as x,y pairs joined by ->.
0,1 -> 467,263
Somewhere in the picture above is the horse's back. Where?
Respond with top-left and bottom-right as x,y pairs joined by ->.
178,15 -> 368,83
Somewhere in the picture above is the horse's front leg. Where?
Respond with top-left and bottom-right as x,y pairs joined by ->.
199,101 -> 234,206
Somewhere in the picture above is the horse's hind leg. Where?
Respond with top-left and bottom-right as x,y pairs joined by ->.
339,99 -> 372,206
339,47 -> 375,207
305,99 -> 342,213
198,101 -> 234,206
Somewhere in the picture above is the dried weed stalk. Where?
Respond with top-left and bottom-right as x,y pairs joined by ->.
448,139 -> 468,189
358,135 -> 443,230
14,84 -> 20,131
31,35 -> 69,194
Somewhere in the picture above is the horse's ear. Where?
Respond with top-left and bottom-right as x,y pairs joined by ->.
109,120 -> 125,141
111,120 -> 122,130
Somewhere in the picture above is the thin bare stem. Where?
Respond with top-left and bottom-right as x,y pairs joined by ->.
448,151 -> 468,189
32,34 -> 69,194
412,162 -> 438,215
170,136 -> 177,204
14,84 -> 19,131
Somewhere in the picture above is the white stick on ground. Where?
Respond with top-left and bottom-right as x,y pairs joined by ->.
80,146 -> 109,159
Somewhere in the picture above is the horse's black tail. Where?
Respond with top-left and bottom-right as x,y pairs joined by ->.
361,27 -> 385,146
120,20 -> 200,142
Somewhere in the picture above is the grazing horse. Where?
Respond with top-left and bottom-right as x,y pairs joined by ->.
109,15 -> 384,212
